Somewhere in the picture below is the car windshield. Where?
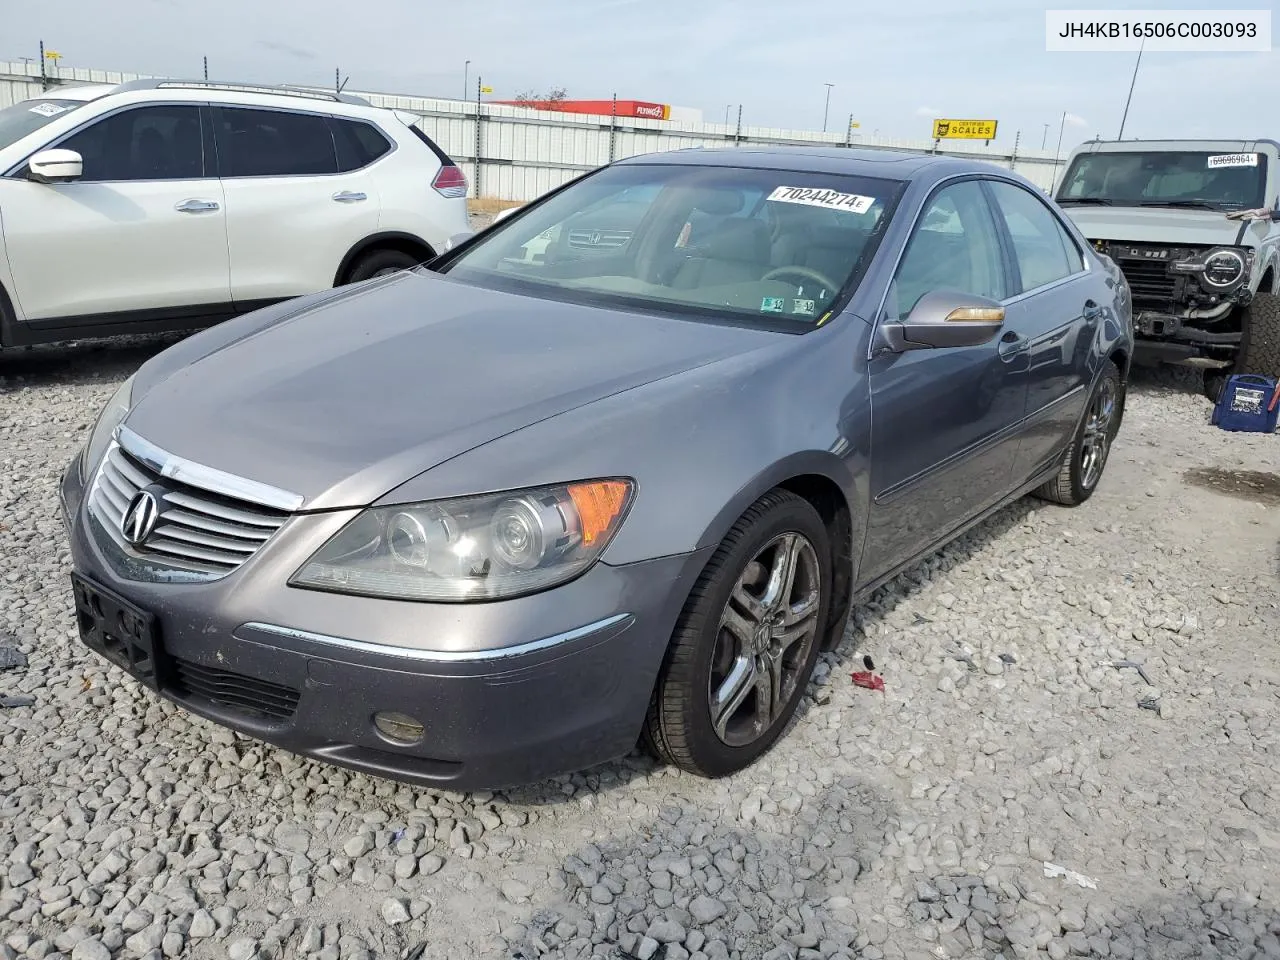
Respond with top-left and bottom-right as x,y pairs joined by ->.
1056,150 -> 1267,210
437,162 -> 905,327
0,99 -> 86,152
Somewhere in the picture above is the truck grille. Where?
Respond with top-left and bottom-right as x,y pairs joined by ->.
87,443 -> 289,577
170,657 -> 300,722
1115,258 -> 1177,304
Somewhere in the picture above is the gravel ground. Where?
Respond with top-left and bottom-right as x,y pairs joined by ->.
1,328 -> 1278,960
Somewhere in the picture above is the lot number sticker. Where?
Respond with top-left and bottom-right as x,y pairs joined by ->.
768,185 -> 875,214
28,102 -> 67,117
1207,154 -> 1258,168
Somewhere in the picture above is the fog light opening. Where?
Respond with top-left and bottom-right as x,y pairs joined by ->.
373,711 -> 425,745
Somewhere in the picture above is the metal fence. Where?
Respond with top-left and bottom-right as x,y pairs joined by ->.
1,61 -> 1070,200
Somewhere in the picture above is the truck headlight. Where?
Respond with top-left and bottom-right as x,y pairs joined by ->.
290,479 -> 634,602
1201,249 -> 1246,288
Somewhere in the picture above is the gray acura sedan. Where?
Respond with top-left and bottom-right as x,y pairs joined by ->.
61,147 -> 1133,789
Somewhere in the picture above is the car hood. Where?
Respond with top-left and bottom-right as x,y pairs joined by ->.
123,270 -> 779,511
1060,205 -> 1251,246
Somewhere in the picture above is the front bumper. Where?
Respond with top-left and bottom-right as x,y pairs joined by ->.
61,456 -> 708,790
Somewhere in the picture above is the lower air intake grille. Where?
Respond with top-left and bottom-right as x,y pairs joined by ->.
170,658 -> 301,722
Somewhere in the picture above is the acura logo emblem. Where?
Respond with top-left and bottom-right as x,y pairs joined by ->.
121,490 -> 161,546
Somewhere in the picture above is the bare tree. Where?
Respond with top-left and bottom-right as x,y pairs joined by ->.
513,87 -> 568,110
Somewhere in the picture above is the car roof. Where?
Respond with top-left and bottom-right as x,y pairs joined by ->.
612,145 -> 1012,183
30,77 -> 373,110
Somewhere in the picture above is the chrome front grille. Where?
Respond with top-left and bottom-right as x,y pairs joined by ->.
88,442 -> 289,577
567,228 -> 633,250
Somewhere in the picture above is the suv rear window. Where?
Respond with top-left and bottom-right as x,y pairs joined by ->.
331,119 -> 392,172
216,107 -> 337,177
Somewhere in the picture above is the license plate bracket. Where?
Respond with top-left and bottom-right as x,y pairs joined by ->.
71,573 -> 164,689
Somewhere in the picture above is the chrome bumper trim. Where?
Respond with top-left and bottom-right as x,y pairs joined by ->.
242,613 -> 635,663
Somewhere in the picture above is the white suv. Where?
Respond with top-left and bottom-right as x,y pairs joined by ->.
0,78 -> 470,347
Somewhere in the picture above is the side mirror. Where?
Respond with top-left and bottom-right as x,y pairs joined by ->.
443,231 -> 475,252
27,148 -> 83,184
492,206 -> 521,224
880,290 -> 1006,351
1270,208 -> 1280,222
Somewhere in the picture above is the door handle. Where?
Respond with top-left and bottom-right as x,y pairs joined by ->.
1082,299 -> 1102,324
175,199 -> 219,213
997,329 -> 1025,359
332,191 -> 367,203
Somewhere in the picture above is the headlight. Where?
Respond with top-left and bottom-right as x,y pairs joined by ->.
290,479 -> 634,602
1202,249 -> 1246,288
80,374 -> 136,482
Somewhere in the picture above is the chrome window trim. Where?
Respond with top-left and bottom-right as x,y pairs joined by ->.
117,424 -> 304,512
243,612 -> 635,663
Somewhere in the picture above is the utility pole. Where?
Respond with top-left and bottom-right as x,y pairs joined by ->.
1118,40 -> 1144,139
1041,123 -> 1049,149
203,56 -> 208,80
822,83 -> 834,133
463,60 -> 470,101
1052,110 -> 1067,191
724,104 -> 731,126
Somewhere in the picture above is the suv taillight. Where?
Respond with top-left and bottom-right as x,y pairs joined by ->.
432,165 -> 467,198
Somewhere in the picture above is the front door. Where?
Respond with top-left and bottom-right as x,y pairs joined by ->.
861,178 -> 1029,582
0,103 -> 230,325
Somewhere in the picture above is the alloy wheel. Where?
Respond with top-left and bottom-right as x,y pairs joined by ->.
708,532 -> 822,747
1080,376 -> 1117,490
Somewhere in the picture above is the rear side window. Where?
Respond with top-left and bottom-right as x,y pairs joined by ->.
986,180 -> 1083,293
330,119 -> 392,171
216,107 -> 336,177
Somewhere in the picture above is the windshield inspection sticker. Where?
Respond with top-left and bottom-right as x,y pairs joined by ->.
791,298 -> 816,316
761,297 -> 786,313
28,102 -> 67,118
1207,153 -> 1258,168
768,185 -> 875,214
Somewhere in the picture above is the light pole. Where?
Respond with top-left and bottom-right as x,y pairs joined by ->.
1041,123 -> 1049,149
1117,39 -> 1144,139
1052,110 -> 1068,191
822,83 -> 834,132
725,104 -> 732,126
463,60 -> 470,101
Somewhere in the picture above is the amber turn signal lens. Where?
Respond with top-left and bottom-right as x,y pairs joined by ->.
945,306 -> 1005,323
567,480 -> 632,544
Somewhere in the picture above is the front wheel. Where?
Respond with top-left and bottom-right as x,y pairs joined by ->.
1034,360 -> 1123,506
1203,293 -> 1280,401
642,490 -> 831,778
343,249 -> 424,285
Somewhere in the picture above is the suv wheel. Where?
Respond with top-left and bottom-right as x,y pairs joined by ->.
642,490 -> 831,779
1203,292 -> 1280,402
343,249 -> 424,285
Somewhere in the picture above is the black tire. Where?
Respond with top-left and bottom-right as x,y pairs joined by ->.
1034,360 -> 1124,507
642,490 -> 832,778
342,249 -> 424,285
1203,292 -> 1280,402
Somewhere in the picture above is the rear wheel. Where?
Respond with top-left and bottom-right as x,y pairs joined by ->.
1034,360 -> 1123,506
343,249 -> 424,285
642,490 -> 831,778
1203,293 -> 1280,402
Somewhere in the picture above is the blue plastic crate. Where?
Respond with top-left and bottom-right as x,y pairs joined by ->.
1211,374 -> 1280,433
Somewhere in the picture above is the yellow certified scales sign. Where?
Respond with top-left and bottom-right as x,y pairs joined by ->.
932,118 -> 998,140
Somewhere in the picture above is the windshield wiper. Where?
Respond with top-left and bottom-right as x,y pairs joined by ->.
1139,200 -> 1221,210
1057,198 -> 1113,206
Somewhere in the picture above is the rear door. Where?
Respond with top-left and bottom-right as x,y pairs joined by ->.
984,179 -> 1097,482
212,105 -> 381,305
0,102 -> 229,324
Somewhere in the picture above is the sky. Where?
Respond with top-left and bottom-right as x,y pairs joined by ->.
6,0 -> 1278,154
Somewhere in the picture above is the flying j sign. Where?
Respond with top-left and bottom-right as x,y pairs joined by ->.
932,119 -> 998,140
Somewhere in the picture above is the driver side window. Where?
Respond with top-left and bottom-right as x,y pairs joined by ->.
886,180 -> 1006,321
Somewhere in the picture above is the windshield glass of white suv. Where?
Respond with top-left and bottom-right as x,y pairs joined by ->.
0,99 -> 86,151
1057,150 -> 1267,210
438,163 -> 905,327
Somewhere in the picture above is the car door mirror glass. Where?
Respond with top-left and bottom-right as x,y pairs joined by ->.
27,148 -> 83,184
